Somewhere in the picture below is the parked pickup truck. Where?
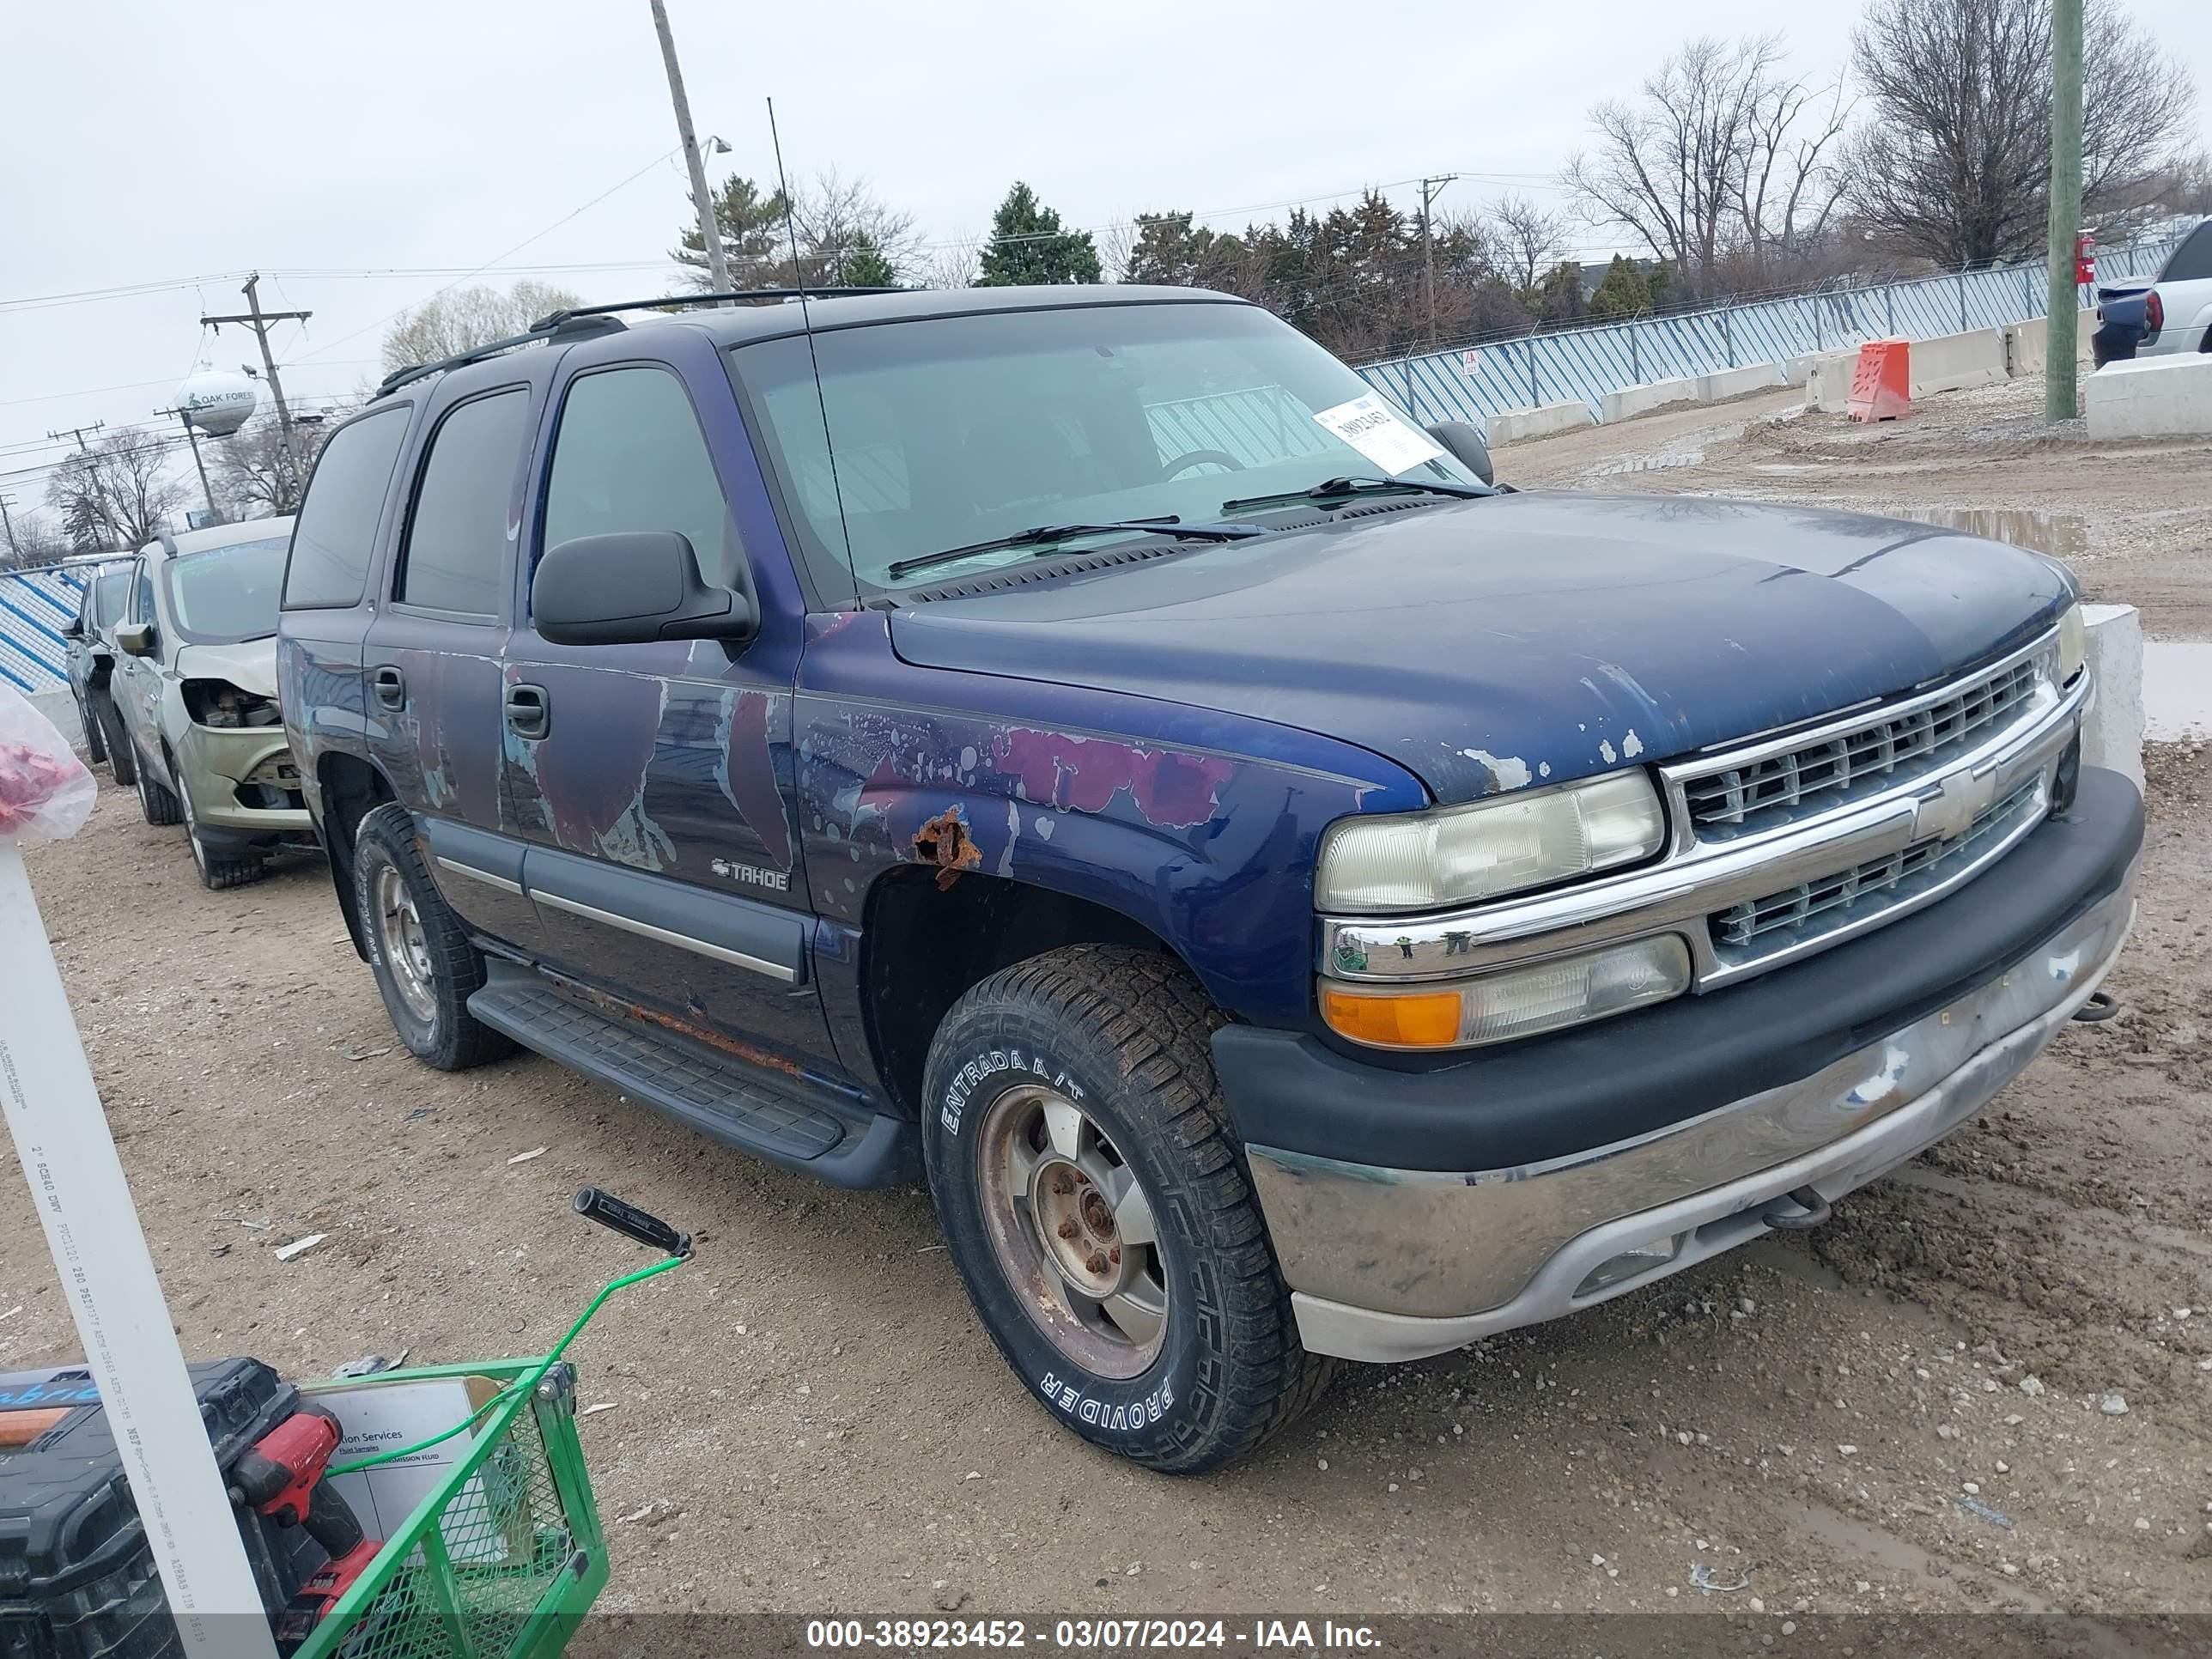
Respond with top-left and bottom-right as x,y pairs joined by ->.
279,284 -> 2140,1474
2093,217 -> 2212,366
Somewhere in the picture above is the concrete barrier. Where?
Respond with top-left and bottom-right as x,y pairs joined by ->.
1695,362 -> 1786,404
2081,604 -> 2144,791
1599,376 -> 1698,422
2002,308 -> 2098,377
1908,327 -> 2008,397
2085,353 -> 2212,439
1489,399 -> 1596,446
27,687 -> 84,750
1802,350 -> 1860,413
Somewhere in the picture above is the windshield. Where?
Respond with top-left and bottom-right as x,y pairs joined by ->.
90,569 -> 129,629
161,536 -> 290,645
726,301 -> 1484,598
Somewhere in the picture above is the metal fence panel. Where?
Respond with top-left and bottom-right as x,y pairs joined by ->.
1357,229 -> 2187,434
0,567 -> 88,692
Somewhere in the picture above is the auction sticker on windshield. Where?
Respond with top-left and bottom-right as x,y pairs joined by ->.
1311,393 -> 1447,476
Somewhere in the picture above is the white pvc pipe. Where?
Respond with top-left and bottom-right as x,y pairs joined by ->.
0,840 -> 277,1659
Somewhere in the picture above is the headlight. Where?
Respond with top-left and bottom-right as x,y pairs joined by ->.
2057,601 -> 2086,687
1316,769 -> 1665,913
1320,933 -> 1692,1049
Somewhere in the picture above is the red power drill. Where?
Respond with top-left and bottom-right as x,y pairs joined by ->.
228,1408 -> 382,1650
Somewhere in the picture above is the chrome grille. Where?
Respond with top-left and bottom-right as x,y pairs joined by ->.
1711,781 -> 2043,957
1682,658 -> 2041,840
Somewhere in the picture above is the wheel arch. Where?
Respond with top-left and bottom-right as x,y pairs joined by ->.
317,751 -> 400,961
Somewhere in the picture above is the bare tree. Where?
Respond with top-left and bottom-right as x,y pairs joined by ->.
1563,35 -> 1847,299
787,169 -> 922,283
210,410 -> 344,518
380,280 -> 585,375
0,513 -> 75,569
921,235 -> 984,290
46,432 -> 190,550
1488,194 -> 1572,294
1845,0 -> 2196,267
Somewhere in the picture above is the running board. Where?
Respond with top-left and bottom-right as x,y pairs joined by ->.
468,975 -> 919,1188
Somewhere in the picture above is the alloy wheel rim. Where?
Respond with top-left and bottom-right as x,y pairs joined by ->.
976,1083 -> 1169,1380
373,865 -> 437,1023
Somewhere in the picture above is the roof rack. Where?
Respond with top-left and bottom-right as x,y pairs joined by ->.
374,286 -> 906,398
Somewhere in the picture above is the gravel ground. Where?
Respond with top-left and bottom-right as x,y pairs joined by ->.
1503,376 -> 2212,642
5,386 -> 2209,1623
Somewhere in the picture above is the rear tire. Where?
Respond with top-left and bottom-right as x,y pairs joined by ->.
181,787 -> 266,891
79,696 -> 107,765
921,944 -> 1335,1474
134,753 -> 181,826
353,803 -> 513,1071
96,699 -> 135,785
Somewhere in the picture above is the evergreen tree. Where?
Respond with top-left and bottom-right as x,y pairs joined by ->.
976,182 -> 1101,286
1587,254 -> 1655,320
835,235 -> 902,289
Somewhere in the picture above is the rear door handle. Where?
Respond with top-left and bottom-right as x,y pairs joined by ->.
372,665 -> 406,709
505,684 -> 550,740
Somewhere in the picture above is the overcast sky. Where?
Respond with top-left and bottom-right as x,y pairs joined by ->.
4,0 -> 2207,522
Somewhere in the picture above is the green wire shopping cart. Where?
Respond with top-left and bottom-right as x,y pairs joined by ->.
289,1188 -> 690,1659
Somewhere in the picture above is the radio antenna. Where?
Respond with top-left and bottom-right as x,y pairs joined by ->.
768,95 -> 857,598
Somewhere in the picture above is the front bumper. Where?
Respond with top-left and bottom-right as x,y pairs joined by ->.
177,725 -> 313,840
1224,767 -> 2142,1363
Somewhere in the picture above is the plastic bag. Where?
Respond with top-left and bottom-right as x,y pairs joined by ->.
0,684 -> 96,842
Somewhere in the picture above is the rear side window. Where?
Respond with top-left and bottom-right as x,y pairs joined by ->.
540,368 -> 732,584
283,406 -> 410,610
396,388 -> 532,617
2161,223 -> 2212,283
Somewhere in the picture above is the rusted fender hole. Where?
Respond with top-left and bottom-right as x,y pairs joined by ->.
914,805 -> 984,890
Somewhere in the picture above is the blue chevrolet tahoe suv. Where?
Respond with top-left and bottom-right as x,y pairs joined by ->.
277,284 -> 2141,1473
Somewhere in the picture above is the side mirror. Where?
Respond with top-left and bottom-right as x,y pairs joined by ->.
115,621 -> 156,658
532,532 -> 757,648
61,617 -> 82,639
1427,421 -> 1494,487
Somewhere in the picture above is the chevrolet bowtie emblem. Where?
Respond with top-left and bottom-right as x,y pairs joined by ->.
1913,767 -> 1998,842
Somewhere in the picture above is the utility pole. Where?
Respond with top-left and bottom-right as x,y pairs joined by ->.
1417,175 -> 1460,348
155,407 -> 220,526
2045,0 -> 2084,422
0,494 -> 17,562
46,422 -> 106,453
650,0 -> 732,297
201,276 -> 310,498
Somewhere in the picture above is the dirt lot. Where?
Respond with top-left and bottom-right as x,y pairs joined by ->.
1505,375 -> 2212,642
7,383 -> 2211,1626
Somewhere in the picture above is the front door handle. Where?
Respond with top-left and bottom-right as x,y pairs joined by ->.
505,683 -> 550,740
372,665 -> 406,709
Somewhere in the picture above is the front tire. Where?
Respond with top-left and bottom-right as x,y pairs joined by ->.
181,787 -> 266,891
353,803 -> 513,1071
922,945 -> 1334,1474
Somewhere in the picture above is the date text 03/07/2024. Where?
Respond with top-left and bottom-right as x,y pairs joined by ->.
804,1620 -> 1382,1650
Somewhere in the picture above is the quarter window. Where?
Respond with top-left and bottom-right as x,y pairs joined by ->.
2160,223 -> 2212,283
540,368 -> 732,584
397,388 -> 532,617
284,405 -> 410,610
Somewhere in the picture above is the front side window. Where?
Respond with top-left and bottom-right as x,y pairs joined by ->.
397,387 -> 532,617
131,564 -> 155,626
284,404 -> 411,610
726,301 -> 1482,597
539,367 -> 733,586
91,568 -> 129,629
161,537 -> 290,646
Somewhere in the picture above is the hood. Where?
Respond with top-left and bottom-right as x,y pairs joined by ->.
886,492 -> 2072,805
173,637 -> 280,699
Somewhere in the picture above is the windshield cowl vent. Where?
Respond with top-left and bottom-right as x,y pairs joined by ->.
900,540 -> 1197,604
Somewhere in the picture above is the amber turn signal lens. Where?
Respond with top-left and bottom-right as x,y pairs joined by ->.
1319,986 -> 1465,1048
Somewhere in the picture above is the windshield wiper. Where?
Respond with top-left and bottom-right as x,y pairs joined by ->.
884,517 -> 1267,582
1220,475 -> 1492,514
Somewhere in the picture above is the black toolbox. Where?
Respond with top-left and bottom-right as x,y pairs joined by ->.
0,1358 -> 326,1658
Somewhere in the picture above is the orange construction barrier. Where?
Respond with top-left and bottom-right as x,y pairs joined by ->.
1847,338 -> 1911,422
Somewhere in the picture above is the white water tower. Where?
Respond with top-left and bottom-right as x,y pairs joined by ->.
176,370 -> 258,437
